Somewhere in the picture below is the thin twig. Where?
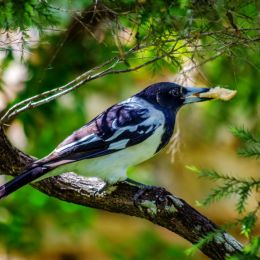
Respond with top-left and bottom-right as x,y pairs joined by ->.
1,29 -> 260,124
0,43 -> 170,123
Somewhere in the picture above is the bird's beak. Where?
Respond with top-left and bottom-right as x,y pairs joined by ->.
183,87 -> 211,104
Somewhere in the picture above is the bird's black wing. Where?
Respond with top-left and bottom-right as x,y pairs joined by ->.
41,101 -> 160,167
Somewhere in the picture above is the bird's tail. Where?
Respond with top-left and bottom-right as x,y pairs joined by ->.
0,165 -> 49,200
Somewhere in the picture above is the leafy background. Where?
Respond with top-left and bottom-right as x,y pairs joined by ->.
0,0 -> 259,259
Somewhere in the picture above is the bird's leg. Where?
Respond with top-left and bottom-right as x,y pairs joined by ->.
125,178 -> 144,188
125,178 -> 163,208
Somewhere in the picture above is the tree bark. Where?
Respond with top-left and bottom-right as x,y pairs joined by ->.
0,127 -> 243,259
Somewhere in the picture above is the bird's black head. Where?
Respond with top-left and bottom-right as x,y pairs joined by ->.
136,82 -> 210,112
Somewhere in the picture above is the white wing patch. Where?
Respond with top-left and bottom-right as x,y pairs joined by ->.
106,124 -> 138,141
55,133 -> 102,153
108,139 -> 129,150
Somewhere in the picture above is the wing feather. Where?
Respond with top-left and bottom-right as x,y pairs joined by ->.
40,101 -> 160,168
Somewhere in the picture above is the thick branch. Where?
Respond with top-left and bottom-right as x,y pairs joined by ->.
0,127 -> 243,259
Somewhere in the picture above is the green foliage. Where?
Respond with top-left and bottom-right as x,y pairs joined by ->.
0,186 -> 96,253
243,237 -> 260,259
240,213 -> 257,238
0,0 -> 56,31
189,127 -> 260,258
231,127 -> 260,159
185,230 -> 224,257
192,168 -> 259,213
230,127 -> 258,144
100,230 -> 199,260
237,146 -> 260,159
230,237 -> 260,260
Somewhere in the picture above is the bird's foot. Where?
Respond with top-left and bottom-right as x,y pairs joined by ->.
124,178 -> 162,208
124,178 -> 149,207
133,185 -> 156,208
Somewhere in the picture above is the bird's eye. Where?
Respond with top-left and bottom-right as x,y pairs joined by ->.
170,89 -> 180,96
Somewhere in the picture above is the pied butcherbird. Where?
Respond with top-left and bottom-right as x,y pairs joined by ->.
0,82 -> 211,199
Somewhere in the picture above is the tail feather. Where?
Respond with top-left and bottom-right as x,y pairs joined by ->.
0,165 -> 49,200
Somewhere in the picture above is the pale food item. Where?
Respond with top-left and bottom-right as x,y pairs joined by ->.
199,87 -> 237,101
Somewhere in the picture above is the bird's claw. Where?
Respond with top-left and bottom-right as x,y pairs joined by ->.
133,185 -> 164,208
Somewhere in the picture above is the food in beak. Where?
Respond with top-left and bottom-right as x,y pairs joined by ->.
198,87 -> 237,101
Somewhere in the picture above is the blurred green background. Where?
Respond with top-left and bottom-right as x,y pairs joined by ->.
0,0 -> 259,259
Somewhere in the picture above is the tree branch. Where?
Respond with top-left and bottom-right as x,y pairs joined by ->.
0,127 -> 243,259
0,44 -> 164,124
2,28 -> 260,125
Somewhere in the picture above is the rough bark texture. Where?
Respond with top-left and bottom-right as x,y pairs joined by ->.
0,127 -> 243,259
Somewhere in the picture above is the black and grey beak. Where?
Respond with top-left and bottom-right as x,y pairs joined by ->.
182,87 -> 211,104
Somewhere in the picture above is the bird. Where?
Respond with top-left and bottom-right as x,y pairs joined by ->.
0,82 -> 211,199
